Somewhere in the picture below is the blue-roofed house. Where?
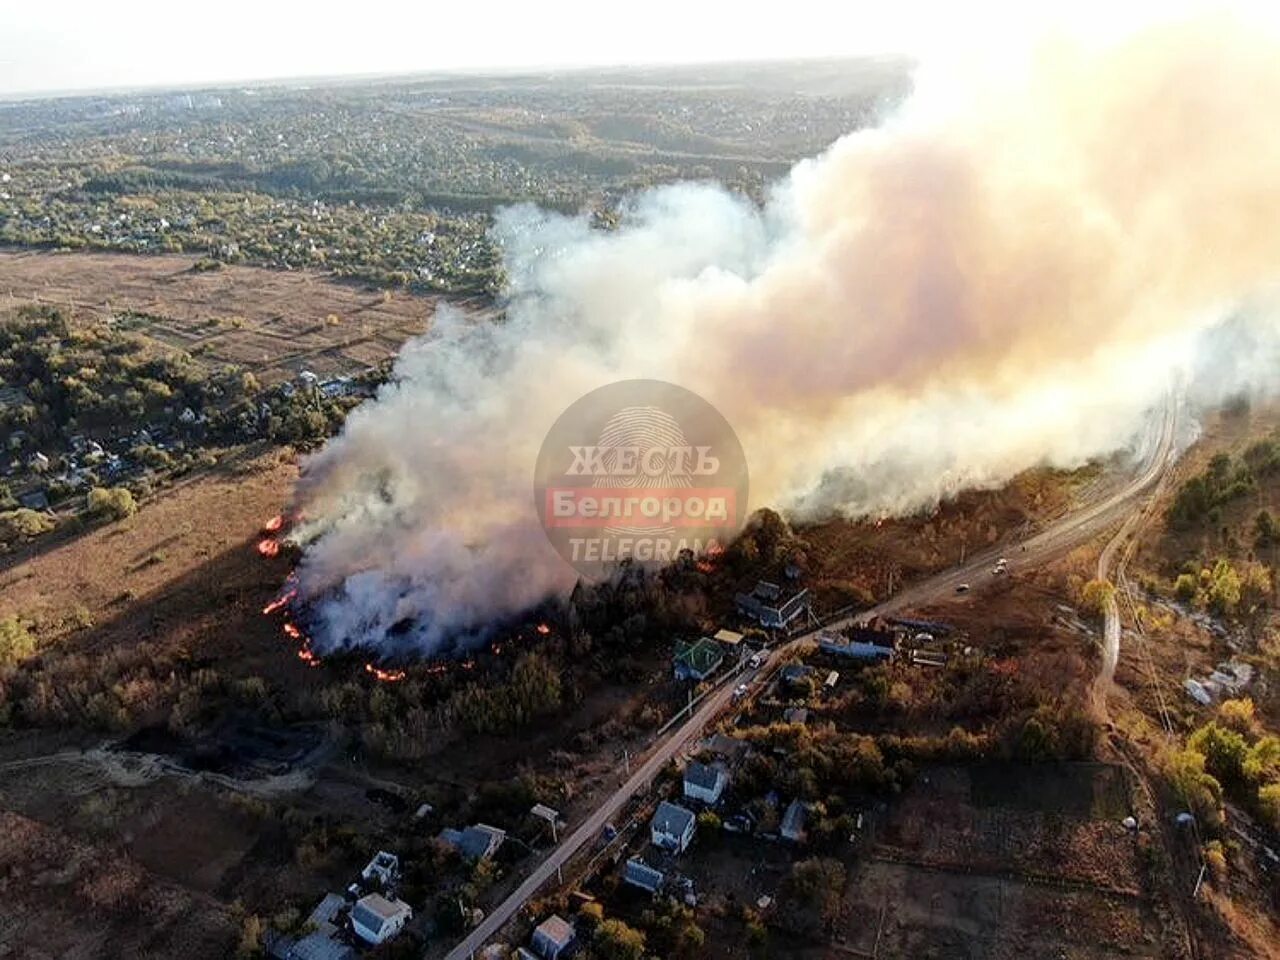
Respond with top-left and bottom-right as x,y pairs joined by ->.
623,858 -> 666,894
439,823 -> 506,862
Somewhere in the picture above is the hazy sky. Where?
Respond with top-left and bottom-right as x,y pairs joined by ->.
0,0 -> 1264,96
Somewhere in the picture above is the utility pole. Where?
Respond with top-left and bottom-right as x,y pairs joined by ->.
623,749 -> 631,776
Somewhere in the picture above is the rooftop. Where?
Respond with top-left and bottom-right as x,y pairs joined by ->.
354,892 -> 410,923
623,857 -> 665,892
684,760 -> 725,791
674,637 -> 724,676
534,914 -> 575,948
652,800 -> 697,837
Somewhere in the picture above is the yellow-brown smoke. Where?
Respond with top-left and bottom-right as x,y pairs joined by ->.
294,14 -> 1280,655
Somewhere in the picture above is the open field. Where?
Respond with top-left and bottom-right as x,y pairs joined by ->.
0,248 -> 454,386
839,764 -> 1161,960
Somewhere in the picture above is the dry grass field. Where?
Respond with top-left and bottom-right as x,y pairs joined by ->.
0,248 -> 464,385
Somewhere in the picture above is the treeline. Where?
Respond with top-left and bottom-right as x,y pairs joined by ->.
1167,453 -> 1260,530
1167,440 -> 1280,533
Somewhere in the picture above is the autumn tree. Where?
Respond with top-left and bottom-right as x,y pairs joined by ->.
594,919 -> 646,960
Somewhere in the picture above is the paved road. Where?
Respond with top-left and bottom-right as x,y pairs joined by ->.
442,398 -> 1181,960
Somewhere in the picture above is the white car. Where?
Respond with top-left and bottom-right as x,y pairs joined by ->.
733,683 -> 750,701
747,652 -> 764,669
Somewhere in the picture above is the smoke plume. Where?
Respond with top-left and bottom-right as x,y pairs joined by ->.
292,14 -> 1280,657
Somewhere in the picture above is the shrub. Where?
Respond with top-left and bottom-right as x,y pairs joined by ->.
86,486 -> 137,522
0,508 -> 55,543
0,617 -> 36,665
1258,783 -> 1280,831
1080,579 -> 1114,617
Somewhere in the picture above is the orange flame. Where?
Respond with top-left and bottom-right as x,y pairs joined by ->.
365,663 -> 406,683
262,589 -> 297,615
264,514 -> 285,533
283,622 -> 302,640
257,539 -> 280,558
535,623 -> 551,635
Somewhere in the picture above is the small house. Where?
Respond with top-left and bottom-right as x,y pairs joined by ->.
673,638 -> 724,681
531,914 -> 576,960
350,892 -> 412,945
651,800 -> 697,853
440,823 -> 506,862
623,857 -> 665,894
735,581 -> 811,630
683,760 -> 728,805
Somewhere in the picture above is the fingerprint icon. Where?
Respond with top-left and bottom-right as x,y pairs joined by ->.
594,405 -> 690,536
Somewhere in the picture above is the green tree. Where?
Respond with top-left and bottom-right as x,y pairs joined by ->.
1205,559 -> 1242,616
1189,722 -> 1249,788
1164,748 -> 1224,827
594,919 -> 646,960
1243,735 -> 1280,785
1259,782 -> 1280,832
777,857 -> 846,934
1217,698 -> 1258,736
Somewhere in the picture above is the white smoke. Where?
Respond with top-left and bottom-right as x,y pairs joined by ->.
293,12 -> 1280,657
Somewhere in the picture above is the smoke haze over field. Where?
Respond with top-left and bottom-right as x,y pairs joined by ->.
293,13 -> 1280,657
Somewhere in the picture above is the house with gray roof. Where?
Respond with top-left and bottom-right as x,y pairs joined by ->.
683,760 -> 728,805
350,892 -> 412,945
440,823 -> 506,862
651,800 -> 697,853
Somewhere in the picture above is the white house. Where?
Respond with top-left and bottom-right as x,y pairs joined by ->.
650,801 -> 697,854
350,892 -> 412,945
683,761 -> 728,805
